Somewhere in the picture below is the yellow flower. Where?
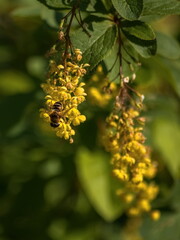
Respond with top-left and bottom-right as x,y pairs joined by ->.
87,65 -> 117,107
40,47 -> 89,143
102,83 -> 159,217
124,194 -> 134,203
137,199 -> 151,212
150,210 -> 160,221
128,207 -> 140,216
113,169 -> 129,181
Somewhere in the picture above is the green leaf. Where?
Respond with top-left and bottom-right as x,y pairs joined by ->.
40,5 -> 59,28
156,32 -> 180,60
103,44 -> 120,81
0,93 -> 33,135
121,21 -> 156,43
135,57 -> 180,97
111,0 -> 143,20
0,71 -> 34,95
75,147 -> 124,221
83,25 -> 117,70
153,118 -> 180,178
142,0 -> 180,17
26,56 -> 47,78
11,6 -> 41,17
101,0 -> 112,11
129,42 -> 157,58
79,0 -> 96,11
140,213 -> 180,240
104,43 -> 139,81
121,21 -> 156,58
161,59 -> 180,97
72,22 -> 117,70
37,0 -> 73,10
171,181 -> 180,211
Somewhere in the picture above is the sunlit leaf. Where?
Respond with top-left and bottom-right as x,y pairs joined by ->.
72,22 -> 117,70
83,25 -> 117,70
0,71 -> 34,95
153,118 -> 180,178
76,147 -> 124,221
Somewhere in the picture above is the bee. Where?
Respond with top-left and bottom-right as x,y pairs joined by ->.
49,102 -> 63,128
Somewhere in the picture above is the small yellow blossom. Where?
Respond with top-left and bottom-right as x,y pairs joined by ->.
87,65 -> 117,107
137,199 -> 151,212
150,210 -> 161,221
124,194 -> 134,203
102,82 -> 159,217
40,46 -> 89,142
128,207 -> 140,216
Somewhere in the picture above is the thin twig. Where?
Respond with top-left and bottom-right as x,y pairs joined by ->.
107,53 -> 119,73
117,22 -> 123,84
75,13 -> 91,37
63,6 -> 76,66
121,42 -> 139,63
61,9 -> 73,21
109,73 -> 120,83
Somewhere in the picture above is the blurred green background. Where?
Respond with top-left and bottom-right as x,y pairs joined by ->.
0,0 -> 180,239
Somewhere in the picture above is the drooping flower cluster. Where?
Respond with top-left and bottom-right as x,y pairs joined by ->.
103,80 -> 160,219
40,49 -> 89,143
87,65 -> 117,107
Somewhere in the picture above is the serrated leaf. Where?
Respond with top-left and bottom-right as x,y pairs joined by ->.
156,32 -> 180,60
83,25 -> 117,70
72,22 -> 111,52
142,0 -> 180,17
111,0 -> 143,20
37,0 -> 73,10
72,22 -> 117,70
153,118 -> 180,178
75,147 -> 124,221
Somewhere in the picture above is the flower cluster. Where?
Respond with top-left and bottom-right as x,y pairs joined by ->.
103,82 -> 159,218
40,49 -> 89,143
87,65 -> 117,107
